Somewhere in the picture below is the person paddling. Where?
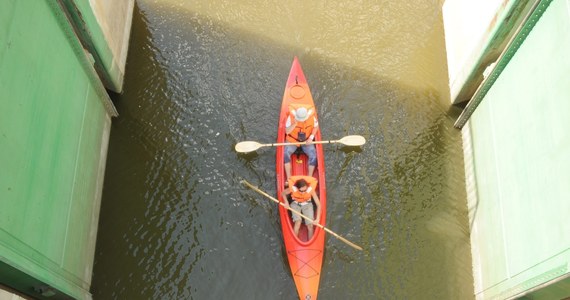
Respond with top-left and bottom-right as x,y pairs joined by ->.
281,176 -> 321,239
284,106 -> 318,181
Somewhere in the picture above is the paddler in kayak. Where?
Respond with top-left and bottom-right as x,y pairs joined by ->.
284,106 -> 318,180
281,176 -> 322,239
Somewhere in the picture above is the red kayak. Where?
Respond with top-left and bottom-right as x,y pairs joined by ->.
276,57 -> 326,300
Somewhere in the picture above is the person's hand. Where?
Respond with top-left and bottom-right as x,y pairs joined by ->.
306,134 -> 314,144
283,201 -> 290,209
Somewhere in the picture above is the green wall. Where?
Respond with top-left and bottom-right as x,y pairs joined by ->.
466,0 -> 570,298
0,0 -> 116,299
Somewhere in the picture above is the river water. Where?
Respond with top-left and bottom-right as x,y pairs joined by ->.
91,0 -> 474,299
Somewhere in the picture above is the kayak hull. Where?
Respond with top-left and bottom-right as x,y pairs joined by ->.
276,57 -> 326,300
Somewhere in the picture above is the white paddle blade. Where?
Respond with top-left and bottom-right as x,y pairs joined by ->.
339,135 -> 366,146
235,141 -> 263,153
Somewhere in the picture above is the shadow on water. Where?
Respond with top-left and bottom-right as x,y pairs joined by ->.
314,61 -> 473,299
91,1 -> 474,299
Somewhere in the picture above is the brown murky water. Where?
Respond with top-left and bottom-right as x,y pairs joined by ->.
91,0 -> 474,299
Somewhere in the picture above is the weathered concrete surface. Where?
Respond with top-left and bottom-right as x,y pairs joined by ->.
88,0 -> 135,90
443,0 -> 536,105
443,0 -> 504,100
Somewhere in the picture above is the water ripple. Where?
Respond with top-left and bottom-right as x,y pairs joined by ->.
92,1 -> 473,299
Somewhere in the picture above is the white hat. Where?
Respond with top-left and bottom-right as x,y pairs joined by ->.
293,107 -> 310,122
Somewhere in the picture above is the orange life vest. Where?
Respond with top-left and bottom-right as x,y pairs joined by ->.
288,176 -> 318,202
286,105 -> 317,143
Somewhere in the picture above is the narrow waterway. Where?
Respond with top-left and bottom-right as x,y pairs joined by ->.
91,1 -> 474,299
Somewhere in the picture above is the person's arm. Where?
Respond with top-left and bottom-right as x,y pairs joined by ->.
307,117 -> 318,143
281,188 -> 291,208
311,191 -> 321,223
285,115 -> 296,135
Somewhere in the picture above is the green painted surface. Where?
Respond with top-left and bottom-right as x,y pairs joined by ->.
0,0 -> 115,299
467,0 -> 570,298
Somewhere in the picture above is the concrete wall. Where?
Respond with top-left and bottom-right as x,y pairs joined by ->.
447,0 -> 570,298
443,0 -> 538,104
89,0 -> 135,81
61,0 -> 134,92
0,287 -> 26,300
443,0 -> 504,99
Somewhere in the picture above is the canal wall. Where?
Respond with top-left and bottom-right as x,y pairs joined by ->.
0,0 -> 133,299
61,0 -> 134,92
444,0 -> 570,299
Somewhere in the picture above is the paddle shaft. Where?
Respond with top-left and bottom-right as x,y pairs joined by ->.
241,180 -> 363,251
235,135 -> 365,153
260,140 -> 341,147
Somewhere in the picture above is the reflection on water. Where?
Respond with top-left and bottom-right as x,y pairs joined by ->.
91,1 -> 473,299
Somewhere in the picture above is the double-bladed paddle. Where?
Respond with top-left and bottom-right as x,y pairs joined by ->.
235,135 -> 366,153
241,180 -> 363,251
